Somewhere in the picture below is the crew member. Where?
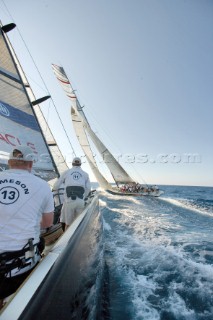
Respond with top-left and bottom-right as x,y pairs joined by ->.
0,146 -> 54,307
53,157 -> 91,230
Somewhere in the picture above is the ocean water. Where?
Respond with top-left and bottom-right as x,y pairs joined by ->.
96,185 -> 213,320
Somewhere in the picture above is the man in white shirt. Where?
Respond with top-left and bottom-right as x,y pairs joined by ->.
53,157 -> 91,230
0,146 -> 54,306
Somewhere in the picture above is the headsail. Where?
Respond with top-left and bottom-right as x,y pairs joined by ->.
0,24 -> 68,181
83,123 -> 134,184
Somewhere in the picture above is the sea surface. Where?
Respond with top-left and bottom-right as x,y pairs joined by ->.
93,185 -> 213,320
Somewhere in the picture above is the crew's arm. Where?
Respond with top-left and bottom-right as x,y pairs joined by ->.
41,183 -> 55,229
40,212 -> 54,228
52,170 -> 68,191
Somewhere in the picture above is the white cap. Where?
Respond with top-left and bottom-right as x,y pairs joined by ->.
72,157 -> 81,165
9,146 -> 35,162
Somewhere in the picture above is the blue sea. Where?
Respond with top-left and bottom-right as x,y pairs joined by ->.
94,185 -> 213,320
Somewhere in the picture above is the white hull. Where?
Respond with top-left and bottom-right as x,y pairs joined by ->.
107,188 -> 164,197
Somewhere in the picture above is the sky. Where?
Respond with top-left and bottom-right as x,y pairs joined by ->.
0,0 -> 212,187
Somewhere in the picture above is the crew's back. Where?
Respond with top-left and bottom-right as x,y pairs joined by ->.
53,157 -> 91,229
53,157 -> 91,200
0,169 -> 54,252
63,166 -> 90,200
0,146 -> 54,307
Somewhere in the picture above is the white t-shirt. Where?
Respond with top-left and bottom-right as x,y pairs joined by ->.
0,169 -> 54,253
53,166 -> 91,201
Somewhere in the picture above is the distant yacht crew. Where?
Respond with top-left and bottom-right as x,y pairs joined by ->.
53,157 -> 91,230
0,146 -> 54,308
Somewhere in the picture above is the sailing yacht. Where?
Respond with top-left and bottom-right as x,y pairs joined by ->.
0,22 -> 100,319
52,64 -> 164,197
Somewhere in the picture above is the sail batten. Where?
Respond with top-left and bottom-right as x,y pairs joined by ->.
0,69 -> 21,83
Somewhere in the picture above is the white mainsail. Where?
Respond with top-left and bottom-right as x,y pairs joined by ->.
52,64 -> 134,186
0,24 -> 68,180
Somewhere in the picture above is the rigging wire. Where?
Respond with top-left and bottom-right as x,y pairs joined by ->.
1,0 -> 76,157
